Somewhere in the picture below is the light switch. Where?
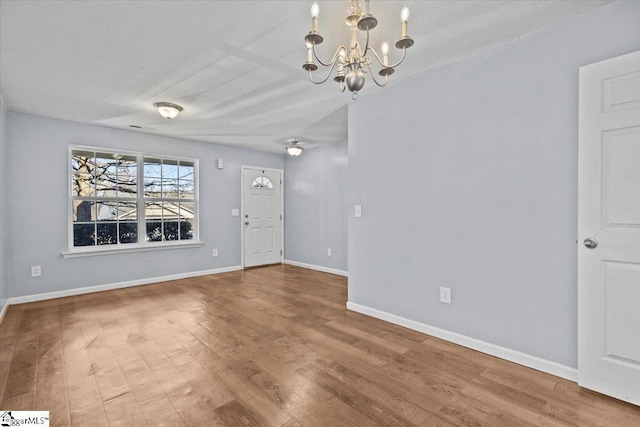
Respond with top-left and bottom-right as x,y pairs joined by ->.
231,209 -> 239,216
355,205 -> 362,218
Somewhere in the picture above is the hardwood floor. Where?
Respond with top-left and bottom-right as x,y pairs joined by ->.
1,265 -> 638,426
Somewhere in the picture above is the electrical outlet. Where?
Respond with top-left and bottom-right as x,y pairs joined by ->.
355,205 -> 362,218
440,287 -> 451,304
231,209 -> 239,216
212,249 -> 219,257
327,248 -> 332,257
31,266 -> 41,277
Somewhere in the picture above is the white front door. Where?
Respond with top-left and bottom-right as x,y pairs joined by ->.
242,167 -> 283,268
578,50 -> 640,406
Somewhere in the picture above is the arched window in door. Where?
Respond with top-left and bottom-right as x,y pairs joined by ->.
252,176 -> 274,189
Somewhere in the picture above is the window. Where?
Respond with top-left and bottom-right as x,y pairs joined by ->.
143,157 -> 195,242
252,176 -> 273,189
70,147 -> 198,252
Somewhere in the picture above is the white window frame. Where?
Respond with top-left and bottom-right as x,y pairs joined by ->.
63,145 -> 202,258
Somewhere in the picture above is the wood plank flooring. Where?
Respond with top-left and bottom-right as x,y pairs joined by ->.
1,265 -> 639,426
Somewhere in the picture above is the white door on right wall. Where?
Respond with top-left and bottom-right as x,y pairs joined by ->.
578,50 -> 640,406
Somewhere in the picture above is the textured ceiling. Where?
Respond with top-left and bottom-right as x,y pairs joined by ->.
0,0 -> 611,153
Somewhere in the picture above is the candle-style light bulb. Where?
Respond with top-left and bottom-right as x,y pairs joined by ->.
381,41 -> 389,55
311,2 -> 319,32
401,7 -> 410,23
401,7 -> 410,38
381,41 -> 389,66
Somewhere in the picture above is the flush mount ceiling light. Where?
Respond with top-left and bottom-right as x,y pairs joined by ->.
154,102 -> 183,119
303,0 -> 414,100
286,139 -> 304,156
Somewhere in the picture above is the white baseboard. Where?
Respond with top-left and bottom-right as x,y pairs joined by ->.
7,265 -> 243,306
346,301 -> 578,382
0,299 -> 8,324
284,259 -> 348,277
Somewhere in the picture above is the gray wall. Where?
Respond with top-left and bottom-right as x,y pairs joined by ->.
0,96 -> 7,311
6,113 -> 284,299
348,0 -> 640,369
284,141 -> 348,272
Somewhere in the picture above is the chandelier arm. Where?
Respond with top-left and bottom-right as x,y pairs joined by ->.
367,47 -> 385,67
366,64 -> 389,87
312,44 -> 347,68
387,47 -> 408,69
361,29 -> 371,57
308,59 -> 340,85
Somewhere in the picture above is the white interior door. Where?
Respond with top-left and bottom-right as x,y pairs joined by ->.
243,167 -> 282,268
578,50 -> 640,406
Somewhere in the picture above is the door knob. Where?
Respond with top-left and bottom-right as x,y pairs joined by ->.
244,221 -> 250,226
583,238 -> 598,249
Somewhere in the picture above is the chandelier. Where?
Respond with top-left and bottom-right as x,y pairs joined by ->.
303,0 -> 414,100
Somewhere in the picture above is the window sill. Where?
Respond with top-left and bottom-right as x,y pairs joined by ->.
61,242 -> 205,258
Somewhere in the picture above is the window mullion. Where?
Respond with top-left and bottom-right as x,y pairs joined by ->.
138,153 -> 144,245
